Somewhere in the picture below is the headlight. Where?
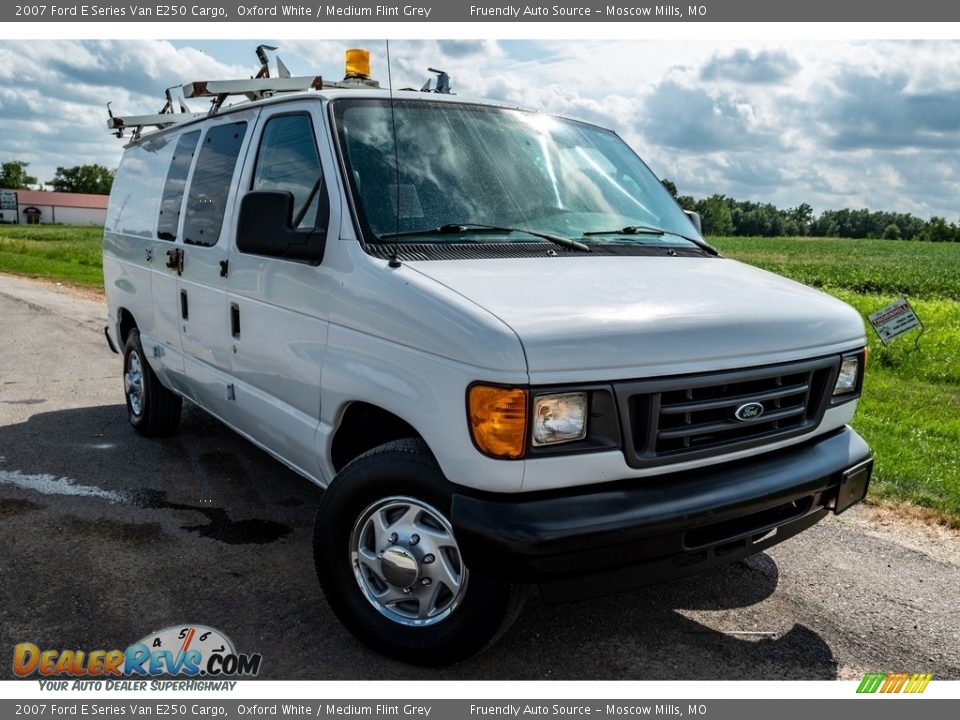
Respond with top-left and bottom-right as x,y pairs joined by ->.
833,355 -> 860,395
532,392 -> 588,446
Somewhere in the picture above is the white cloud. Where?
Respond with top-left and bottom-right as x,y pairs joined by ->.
0,40 -> 247,188
1,39 -> 958,221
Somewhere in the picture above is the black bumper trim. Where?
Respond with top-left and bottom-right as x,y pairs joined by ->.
451,427 -> 871,602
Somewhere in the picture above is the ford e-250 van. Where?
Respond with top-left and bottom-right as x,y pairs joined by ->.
103,51 -> 872,665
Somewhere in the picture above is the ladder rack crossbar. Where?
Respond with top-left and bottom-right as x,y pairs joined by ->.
182,76 -> 325,99
107,112 -> 206,131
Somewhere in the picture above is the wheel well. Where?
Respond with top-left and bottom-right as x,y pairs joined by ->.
118,308 -> 137,344
331,403 -> 421,473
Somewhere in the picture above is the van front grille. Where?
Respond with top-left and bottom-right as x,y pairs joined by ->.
615,357 -> 840,468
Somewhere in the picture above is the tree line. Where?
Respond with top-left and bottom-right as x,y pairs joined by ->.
661,180 -> 960,242
1,160 -> 115,195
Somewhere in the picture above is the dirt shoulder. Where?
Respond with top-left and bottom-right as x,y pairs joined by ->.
0,271 -> 104,302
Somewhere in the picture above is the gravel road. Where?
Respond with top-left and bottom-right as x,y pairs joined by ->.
1,273 -> 957,680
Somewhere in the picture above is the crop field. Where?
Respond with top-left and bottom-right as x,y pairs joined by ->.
0,226 -> 958,523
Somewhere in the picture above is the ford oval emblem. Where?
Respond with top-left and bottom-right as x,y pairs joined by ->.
734,402 -> 765,422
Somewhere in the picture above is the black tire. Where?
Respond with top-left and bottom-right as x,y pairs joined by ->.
122,328 -> 182,437
314,438 -> 525,665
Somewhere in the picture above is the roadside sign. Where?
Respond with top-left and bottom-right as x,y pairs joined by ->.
0,190 -> 16,210
868,298 -> 922,344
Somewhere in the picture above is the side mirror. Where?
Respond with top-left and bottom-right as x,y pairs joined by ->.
236,190 -> 326,264
684,210 -> 702,235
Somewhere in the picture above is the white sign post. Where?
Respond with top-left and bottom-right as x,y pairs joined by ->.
867,298 -> 923,345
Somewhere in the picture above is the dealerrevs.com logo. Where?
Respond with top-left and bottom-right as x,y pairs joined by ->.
13,624 -> 261,688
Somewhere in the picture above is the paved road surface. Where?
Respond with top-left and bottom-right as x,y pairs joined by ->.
1,274 -> 958,680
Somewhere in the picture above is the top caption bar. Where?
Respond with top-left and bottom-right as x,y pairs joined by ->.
6,0 -> 960,22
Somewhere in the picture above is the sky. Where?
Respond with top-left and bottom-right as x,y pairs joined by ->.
1,38 -> 959,219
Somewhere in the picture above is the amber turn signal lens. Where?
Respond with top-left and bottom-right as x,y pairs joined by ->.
468,385 -> 528,460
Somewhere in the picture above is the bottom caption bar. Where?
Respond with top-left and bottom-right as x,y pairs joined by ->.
3,700 -> 956,720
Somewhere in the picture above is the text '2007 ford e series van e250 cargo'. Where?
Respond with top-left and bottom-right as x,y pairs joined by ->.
103,49 -> 872,665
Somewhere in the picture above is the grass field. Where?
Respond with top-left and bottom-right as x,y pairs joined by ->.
1,226 -> 958,523
0,225 -> 103,287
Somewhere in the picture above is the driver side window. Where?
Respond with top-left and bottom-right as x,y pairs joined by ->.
252,113 -> 328,230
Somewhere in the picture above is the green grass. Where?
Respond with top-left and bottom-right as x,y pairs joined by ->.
0,225 -> 104,287
1,227 -> 958,522
714,236 -> 960,523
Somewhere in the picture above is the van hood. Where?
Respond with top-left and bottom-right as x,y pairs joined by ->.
407,256 -> 865,381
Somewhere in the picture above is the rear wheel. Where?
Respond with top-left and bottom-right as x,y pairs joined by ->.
314,438 -> 524,665
123,328 -> 182,437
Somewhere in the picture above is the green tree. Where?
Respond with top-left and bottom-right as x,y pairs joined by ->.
48,164 -> 115,195
788,203 -> 813,235
697,195 -> 734,236
882,223 -> 901,240
0,160 -> 37,189
921,216 -> 955,242
660,178 -> 679,198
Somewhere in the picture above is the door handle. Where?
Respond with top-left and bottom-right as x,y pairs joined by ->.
230,303 -> 240,339
180,290 -> 189,320
166,248 -> 184,275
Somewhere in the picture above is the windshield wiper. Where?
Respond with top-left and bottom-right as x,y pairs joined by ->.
582,224 -> 719,255
583,224 -> 666,237
378,223 -> 590,252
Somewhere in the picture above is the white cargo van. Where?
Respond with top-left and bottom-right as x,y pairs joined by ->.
103,51 -> 872,665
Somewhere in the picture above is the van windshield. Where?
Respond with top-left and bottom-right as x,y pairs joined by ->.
332,99 -> 700,248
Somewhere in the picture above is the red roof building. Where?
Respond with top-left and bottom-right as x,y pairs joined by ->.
1,190 -> 109,226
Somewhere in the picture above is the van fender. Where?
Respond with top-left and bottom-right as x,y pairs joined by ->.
316,324 -> 527,493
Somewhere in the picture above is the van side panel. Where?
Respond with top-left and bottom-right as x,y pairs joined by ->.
224,103 -> 335,478
223,261 -> 332,478
149,129 -> 202,398
178,115 -> 258,423
103,135 -> 174,356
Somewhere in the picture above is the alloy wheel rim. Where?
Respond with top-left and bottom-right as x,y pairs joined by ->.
350,496 -> 468,627
125,350 -> 144,417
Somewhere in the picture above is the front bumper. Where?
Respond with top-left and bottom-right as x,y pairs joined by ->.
451,426 -> 871,603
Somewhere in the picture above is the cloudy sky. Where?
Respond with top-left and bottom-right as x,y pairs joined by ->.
1,38 -> 959,219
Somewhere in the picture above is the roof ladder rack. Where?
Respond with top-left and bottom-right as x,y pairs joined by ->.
106,87 -> 206,141
107,45 -> 381,142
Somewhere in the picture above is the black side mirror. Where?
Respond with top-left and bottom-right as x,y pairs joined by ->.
684,210 -> 702,235
236,190 -> 326,264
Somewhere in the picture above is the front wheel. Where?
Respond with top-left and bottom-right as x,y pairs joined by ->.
313,439 -> 524,665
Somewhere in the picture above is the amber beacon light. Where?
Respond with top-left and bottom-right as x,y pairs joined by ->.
468,385 -> 528,459
345,49 -> 371,80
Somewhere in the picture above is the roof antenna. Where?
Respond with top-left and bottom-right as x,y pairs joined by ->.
385,40 -> 402,269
